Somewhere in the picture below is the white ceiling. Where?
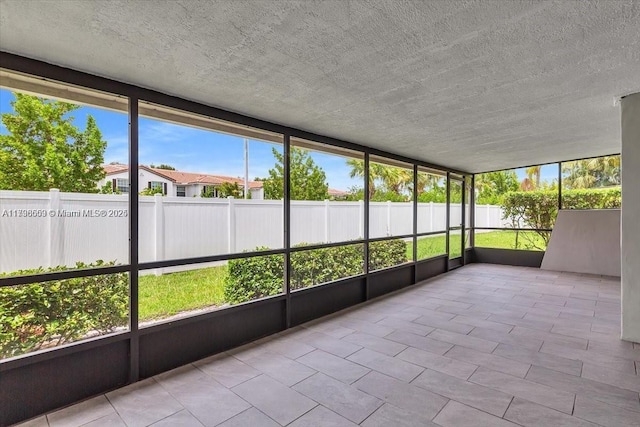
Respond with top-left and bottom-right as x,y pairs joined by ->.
1,0 -> 639,172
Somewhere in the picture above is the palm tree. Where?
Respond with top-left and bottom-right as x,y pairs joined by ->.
416,171 -> 441,196
525,166 -> 541,189
520,177 -> 535,191
347,159 -> 386,198
381,166 -> 412,194
562,155 -> 620,189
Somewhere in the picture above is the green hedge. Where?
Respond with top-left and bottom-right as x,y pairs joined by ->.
562,187 -> 621,210
224,239 -> 408,304
0,261 -> 128,359
368,239 -> 408,271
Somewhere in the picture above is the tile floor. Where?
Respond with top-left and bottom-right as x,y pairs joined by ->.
19,264 -> 640,427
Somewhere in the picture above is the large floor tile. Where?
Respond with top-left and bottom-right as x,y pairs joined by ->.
384,330 -> 454,355
573,395 -> 640,427
413,314 -> 476,334
216,408 -> 278,427
396,346 -> 478,380
296,349 -> 370,384
361,403 -> 439,427
492,343 -> 582,376
293,373 -> 383,424
580,362 -> 640,392
106,379 -> 183,427
82,413 -> 127,427
469,367 -> 575,414
338,318 -> 395,338
353,371 -> 448,419
433,400 -> 520,427
427,329 -> 498,353
342,332 -> 407,356
150,410 -> 204,427
411,369 -> 513,417
47,395 -> 115,427
232,375 -> 316,425
193,353 -> 261,388
540,342 -> 635,374
468,327 -> 543,351
243,351 -> 316,386
297,331 -> 363,358
347,348 -> 424,382
15,416 -> 48,427
526,364 -> 640,412
164,376 -> 251,426
504,398 -> 599,427
444,345 -> 531,378
288,405 -> 357,427
376,316 -> 435,336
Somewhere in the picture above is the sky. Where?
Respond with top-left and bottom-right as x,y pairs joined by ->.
0,89 -> 361,191
1,88 -> 560,189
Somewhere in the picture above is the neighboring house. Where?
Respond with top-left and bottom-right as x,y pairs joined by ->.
99,164 -> 265,199
328,188 -> 349,200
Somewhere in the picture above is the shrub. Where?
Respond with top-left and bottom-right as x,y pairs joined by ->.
224,240 -> 408,304
0,261 -> 128,359
224,250 -> 284,304
501,187 -> 621,250
368,239 -> 409,271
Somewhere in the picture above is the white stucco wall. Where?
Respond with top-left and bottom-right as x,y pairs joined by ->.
621,92 -> 640,343
98,171 -> 129,190
250,187 -> 263,200
541,210 -> 620,277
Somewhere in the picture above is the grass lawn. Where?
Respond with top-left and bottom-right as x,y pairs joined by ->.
413,230 -> 546,261
139,266 -> 227,321
474,230 -> 547,251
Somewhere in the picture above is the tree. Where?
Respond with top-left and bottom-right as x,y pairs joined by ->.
475,170 -> 519,204
99,182 -> 121,194
217,182 -> 243,198
262,147 -> 329,200
0,93 -> 107,192
347,159 -> 413,198
150,164 -> 176,170
140,186 -> 164,196
347,159 -> 375,198
562,155 -> 620,189
525,165 -> 541,189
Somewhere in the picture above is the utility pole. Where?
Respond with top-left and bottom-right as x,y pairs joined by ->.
244,138 -> 249,199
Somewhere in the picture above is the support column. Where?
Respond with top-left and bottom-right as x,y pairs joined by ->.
621,92 -> 640,343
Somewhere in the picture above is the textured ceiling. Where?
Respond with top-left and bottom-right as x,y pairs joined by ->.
1,0 -> 639,172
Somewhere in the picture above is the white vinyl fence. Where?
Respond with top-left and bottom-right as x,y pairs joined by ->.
0,190 -> 506,274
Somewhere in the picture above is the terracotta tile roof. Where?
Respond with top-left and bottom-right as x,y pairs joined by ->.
103,163 -> 129,174
328,188 -> 348,197
104,165 -> 262,188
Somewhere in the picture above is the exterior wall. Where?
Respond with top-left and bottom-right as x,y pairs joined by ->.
541,209 -> 620,277
100,169 -> 265,199
186,183 -> 202,198
98,171 -> 130,192
137,170 -> 174,195
621,92 -> 640,343
250,187 -> 264,200
100,170 -> 175,195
